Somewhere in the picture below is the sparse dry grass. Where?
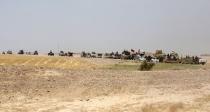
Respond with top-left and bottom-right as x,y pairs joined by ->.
1,55 -> 209,71
0,54 -> 97,70
106,62 -> 209,71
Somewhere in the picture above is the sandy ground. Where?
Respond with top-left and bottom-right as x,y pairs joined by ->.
0,65 -> 210,112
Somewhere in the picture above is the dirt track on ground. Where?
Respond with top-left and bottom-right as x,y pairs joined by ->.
0,65 -> 210,112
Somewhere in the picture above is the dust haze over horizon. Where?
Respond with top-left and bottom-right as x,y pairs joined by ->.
0,0 -> 210,55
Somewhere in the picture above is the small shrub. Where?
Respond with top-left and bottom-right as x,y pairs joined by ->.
139,61 -> 155,71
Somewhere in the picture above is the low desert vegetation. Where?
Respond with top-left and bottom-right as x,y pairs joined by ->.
106,61 -> 209,71
1,54 -> 208,71
139,61 -> 155,71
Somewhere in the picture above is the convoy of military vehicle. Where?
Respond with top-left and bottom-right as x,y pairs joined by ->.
1,49 -> 207,65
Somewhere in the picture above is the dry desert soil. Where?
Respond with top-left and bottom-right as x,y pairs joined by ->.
0,55 -> 210,112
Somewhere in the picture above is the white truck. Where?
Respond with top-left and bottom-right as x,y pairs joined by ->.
199,58 -> 207,65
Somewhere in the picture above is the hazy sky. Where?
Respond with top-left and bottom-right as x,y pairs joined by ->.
0,0 -> 210,55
